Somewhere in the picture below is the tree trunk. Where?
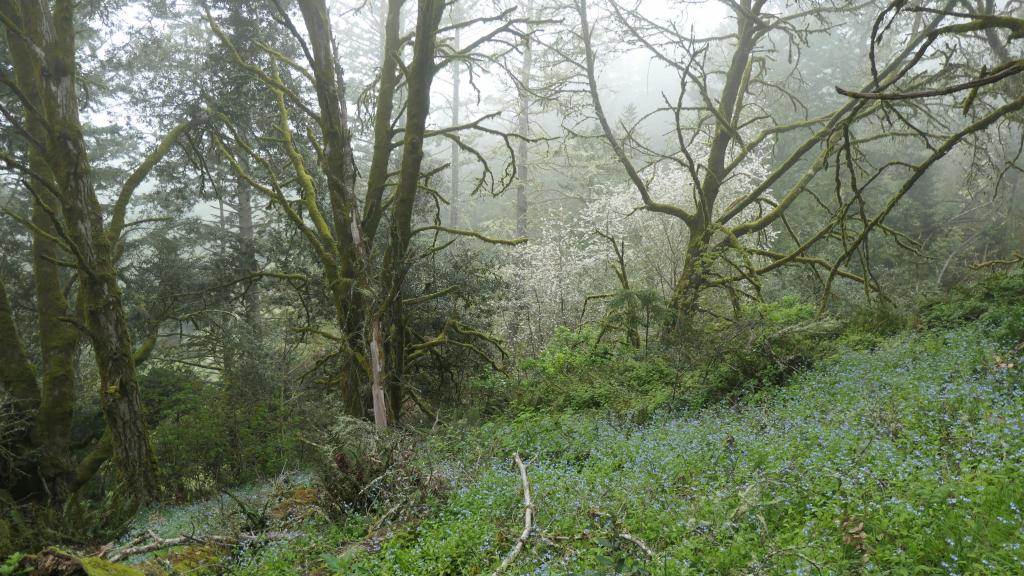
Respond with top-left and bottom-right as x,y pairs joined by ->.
11,0 -> 158,501
667,8 -> 756,338
668,225 -> 712,338
234,179 -> 268,404
449,5 -> 462,227
297,0 -> 369,418
363,0 -> 405,245
2,0 -> 82,494
31,199 -> 79,485
237,185 -> 261,329
383,0 -> 447,423
515,0 -> 533,237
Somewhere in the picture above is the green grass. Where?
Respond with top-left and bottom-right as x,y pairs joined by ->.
133,326 -> 1024,575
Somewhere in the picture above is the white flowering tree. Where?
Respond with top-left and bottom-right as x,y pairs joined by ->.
500,139 -> 775,351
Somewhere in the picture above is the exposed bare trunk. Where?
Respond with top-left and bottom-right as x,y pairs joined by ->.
515,0 -> 533,237
449,13 -> 462,227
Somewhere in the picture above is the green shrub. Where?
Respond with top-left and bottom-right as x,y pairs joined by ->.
693,297 -> 843,399
919,271 -> 1024,341
847,301 -> 908,336
144,368 -> 309,501
0,489 -> 136,558
0,552 -> 26,575
311,416 -> 445,521
485,297 -> 846,417
511,327 -> 680,415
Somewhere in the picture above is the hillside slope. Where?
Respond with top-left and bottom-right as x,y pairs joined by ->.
206,327 -> 1021,575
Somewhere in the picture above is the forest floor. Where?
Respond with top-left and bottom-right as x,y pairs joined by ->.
95,325 -> 1024,575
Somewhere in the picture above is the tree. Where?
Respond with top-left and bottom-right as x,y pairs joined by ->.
449,1 -> 464,227
515,0 -> 535,236
0,0 -> 197,500
568,0 -> 1024,336
836,0 -> 1024,284
208,0 -> 530,426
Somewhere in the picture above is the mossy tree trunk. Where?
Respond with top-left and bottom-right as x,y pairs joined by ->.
214,0 -> 448,427
668,228 -> 715,338
361,0 -> 404,246
666,7 -> 756,337
294,0 -> 445,424
1,0 -> 188,501
296,0 -> 373,418
1,0 -> 81,495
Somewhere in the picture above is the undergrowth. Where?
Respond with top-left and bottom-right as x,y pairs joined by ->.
205,326 -> 1024,575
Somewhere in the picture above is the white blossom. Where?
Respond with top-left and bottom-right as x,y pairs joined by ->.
499,134 -> 778,350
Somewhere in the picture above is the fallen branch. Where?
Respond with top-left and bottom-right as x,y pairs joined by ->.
103,530 -> 299,562
407,387 -> 444,427
96,533 -> 144,560
540,528 -> 657,560
104,532 -> 214,562
369,501 -> 404,534
617,532 -> 655,558
493,452 -> 533,575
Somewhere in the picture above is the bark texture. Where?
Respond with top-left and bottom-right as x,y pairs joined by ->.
0,0 -> 176,501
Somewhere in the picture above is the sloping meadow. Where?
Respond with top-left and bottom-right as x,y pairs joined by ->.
313,328 -> 1024,575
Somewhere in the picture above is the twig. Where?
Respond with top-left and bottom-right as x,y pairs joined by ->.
369,501 -> 403,534
617,532 -> 655,558
493,452 -> 533,574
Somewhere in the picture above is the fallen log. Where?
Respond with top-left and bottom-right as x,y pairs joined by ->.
22,549 -> 145,575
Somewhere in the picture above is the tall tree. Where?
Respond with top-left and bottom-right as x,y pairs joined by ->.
0,0 -> 194,500
572,0 -> 1024,335
449,1 -> 463,227
515,0 -> 534,237
209,0 -> 529,426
